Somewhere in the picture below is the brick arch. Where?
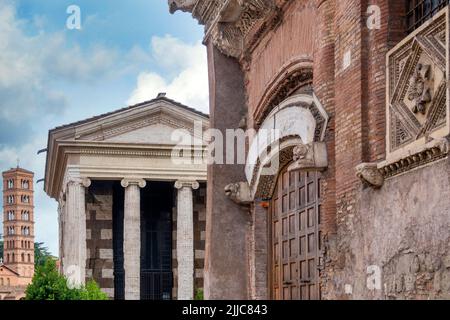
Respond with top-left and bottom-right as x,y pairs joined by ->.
253,59 -> 314,129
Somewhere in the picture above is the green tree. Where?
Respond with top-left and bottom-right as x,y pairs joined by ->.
25,259 -> 109,300
34,242 -> 54,267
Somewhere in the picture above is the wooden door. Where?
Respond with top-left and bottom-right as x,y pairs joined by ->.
270,167 -> 322,300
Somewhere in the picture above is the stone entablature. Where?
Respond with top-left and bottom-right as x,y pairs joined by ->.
169,0 -> 276,58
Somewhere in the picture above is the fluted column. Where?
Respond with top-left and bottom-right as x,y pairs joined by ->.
121,178 -> 146,300
64,177 -> 90,288
175,180 -> 199,300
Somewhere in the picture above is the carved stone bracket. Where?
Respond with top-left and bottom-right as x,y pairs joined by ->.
287,142 -> 328,172
356,163 -> 384,189
224,181 -> 252,206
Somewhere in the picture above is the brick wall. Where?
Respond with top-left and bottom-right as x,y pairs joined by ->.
85,182 -> 114,298
239,0 -> 426,300
246,0 -> 316,128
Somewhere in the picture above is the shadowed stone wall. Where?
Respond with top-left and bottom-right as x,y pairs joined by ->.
85,182 -> 114,298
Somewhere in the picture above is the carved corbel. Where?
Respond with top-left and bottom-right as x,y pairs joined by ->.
224,181 -> 252,205
288,142 -> 328,172
356,163 -> 384,188
168,0 -> 197,14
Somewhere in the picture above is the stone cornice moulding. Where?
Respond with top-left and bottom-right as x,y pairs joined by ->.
356,137 -> 449,188
121,178 -> 147,189
169,0 -> 276,58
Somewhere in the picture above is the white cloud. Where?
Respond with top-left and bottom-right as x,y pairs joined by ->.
128,35 -> 209,113
0,0 -> 121,255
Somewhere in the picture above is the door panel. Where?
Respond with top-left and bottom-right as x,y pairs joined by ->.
270,167 -> 322,300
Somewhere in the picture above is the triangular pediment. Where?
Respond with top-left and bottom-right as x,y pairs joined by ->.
52,98 -> 209,145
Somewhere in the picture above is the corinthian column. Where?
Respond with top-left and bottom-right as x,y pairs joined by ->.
175,180 -> 199,300
121,178 -> 146,300
64,177 -> 91,288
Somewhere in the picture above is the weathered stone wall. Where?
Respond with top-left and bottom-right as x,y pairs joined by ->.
85,182 -> 114,298
326,158 -> 450,300
172,184 -> 206,299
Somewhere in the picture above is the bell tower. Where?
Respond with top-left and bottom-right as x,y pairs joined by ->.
2,167 -> 35,280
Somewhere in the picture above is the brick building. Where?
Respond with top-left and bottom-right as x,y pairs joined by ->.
169,0 -> 450,299
0,167 -> 35,300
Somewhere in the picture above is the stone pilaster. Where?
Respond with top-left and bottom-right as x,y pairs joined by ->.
121,178 -> 146,300
64,177 -> 91,287
175,180 -> 199,300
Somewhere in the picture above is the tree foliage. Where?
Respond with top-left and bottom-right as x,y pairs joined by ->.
25,259 -> 109,300
34,242 -> 53,267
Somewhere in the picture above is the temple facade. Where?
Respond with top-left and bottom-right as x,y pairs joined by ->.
44,95 -> 209,300
169,0 -> 450,300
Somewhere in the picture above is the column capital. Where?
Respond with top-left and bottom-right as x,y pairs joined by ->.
121,178 -> 147,189
175,180 -> 199,190
67,177 -> 91,188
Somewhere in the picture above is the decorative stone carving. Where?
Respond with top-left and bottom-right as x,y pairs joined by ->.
407,64 -> 432,115
379,137 -> 449,178
224,181 -> 252,205
168,0 -> 197,13
357,137 -> 449,187
387,8 -> 449,160
355,163 -> 384,189
245,94 -> 329,200
169,0 -> 276,58
288,142 -> 328,172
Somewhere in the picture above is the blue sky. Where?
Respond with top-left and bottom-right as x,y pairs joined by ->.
0,0 -> 208,255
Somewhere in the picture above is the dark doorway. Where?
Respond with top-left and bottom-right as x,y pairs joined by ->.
140,181 -> 174,300
112,181 -> 125,300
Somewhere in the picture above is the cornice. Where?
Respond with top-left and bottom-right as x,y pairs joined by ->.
170,0 -> 277,58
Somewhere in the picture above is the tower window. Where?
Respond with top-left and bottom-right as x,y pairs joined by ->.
21,195 -> 30,203
407,0 -> 450,33
22,211 -> 30,221
7,179 -> 14,189
7,195 -> 14,204
21,180 -> 30,189
7,226 -> 15,235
